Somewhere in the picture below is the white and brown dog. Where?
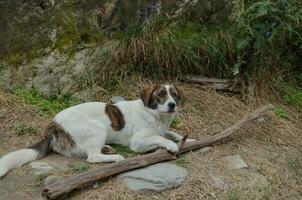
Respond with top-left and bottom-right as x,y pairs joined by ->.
0,84 -> 193,177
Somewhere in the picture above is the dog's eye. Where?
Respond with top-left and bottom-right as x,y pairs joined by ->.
158,91 -> 166,98
171,92 -> 177,98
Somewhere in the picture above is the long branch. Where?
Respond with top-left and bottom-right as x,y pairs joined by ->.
42,104 -> 274,199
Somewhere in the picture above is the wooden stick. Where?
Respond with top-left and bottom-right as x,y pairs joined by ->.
182,76 -> 231,84
182,76 -> 241,93
42,104 -> 274,199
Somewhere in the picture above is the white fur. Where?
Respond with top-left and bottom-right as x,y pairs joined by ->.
51,84 -> 187,163
0,149 -> 39,177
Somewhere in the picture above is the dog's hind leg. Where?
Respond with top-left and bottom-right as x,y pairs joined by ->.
79,121 -> 124,163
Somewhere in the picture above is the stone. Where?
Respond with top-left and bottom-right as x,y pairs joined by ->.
29,155 -> 70,176
257,117 -> 265,123
209,174 -> 227,189
0,69 -> 12,89
223,155 -> 248,170
110,96 -> 125,103
196,146 -> 212,154
29,162 -> 53,175
117,163 -> 188,192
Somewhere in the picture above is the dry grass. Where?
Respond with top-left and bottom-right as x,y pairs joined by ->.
0,90 -> 49,155
0,81 -> 301,200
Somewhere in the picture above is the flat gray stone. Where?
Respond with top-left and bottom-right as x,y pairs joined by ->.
30,162 -> 53,175
117,163 -> 188,192
110,96 -> 125,103
223,155 -> 248,170
29,154 -> 71,176
209,174 -> 227,189
196,146 -> 212,154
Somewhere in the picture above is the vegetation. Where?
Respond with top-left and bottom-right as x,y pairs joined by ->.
171,117 -> 181,129
274,106 -> 288,119
111,144 -> 137,157
69,164 -> 90,173
36,172 -> 53,186
276,80 -> 302,112
93,0 -> 302,102
13,88 -> 79,116
288,155 -> 301,171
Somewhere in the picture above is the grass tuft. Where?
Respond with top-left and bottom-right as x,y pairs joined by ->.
288,156 -> 300,171
276,80 -> 302,112
274,106 -> 288,119
69,164 -> 90,173
171,117 -> 181,129
111,144 -> 137,157
13,88 -> 79,116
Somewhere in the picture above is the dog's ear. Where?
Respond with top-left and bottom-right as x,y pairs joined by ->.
174,85 -> 185,107
140,85 -> 157,107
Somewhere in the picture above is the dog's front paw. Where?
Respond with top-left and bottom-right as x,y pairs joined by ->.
163,142 -> 179,153
113,155 -> 125,161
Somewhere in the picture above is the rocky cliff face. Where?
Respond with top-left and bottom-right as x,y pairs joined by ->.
0,0 -> 230,100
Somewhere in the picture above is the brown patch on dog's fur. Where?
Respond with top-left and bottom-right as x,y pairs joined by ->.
29,121 -> 76,158
140,84 -> 167,109
170,84 -> 185,107
29,133 -> 52,158
140,84 -> 158,107
47,121 -> 76,150
105,104 -> 125,131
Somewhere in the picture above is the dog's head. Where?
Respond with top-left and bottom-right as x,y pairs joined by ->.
140,84 -> 185,114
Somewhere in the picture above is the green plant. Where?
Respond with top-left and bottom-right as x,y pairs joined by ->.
111,144 -> 137,157
276,80 -> 302,112
232,0 -> 302,80
69,164 -> 90,173
176,155 -> 188,167
274,106 -> 288,119
226,191 -> 239,200
98,0 -> 302,98
171,117 -> 181,128
13,88 -> 79,116
288,156 -> 300,170
36,172 -> 52,185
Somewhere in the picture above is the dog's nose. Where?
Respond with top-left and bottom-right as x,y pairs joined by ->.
168,102 -> 176,109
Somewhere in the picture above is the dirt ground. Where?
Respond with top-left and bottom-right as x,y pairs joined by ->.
0,82 -> 301,200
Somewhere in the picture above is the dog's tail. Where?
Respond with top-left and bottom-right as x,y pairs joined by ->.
0,134 -> 52,178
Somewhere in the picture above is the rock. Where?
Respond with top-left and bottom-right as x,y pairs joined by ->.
110,96 -> 125,103
0,69 -> 12,89
30,162 -> 53,175
209,174 -> 227,189
223,155 -> 248,170
196,146 -> 212,154
117,162 -> 188,192
257,117 -> 265,123
29,155 -> 70,176
43,175 -> 61,186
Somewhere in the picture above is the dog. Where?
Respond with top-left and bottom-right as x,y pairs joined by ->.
0,84 -> 193,177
